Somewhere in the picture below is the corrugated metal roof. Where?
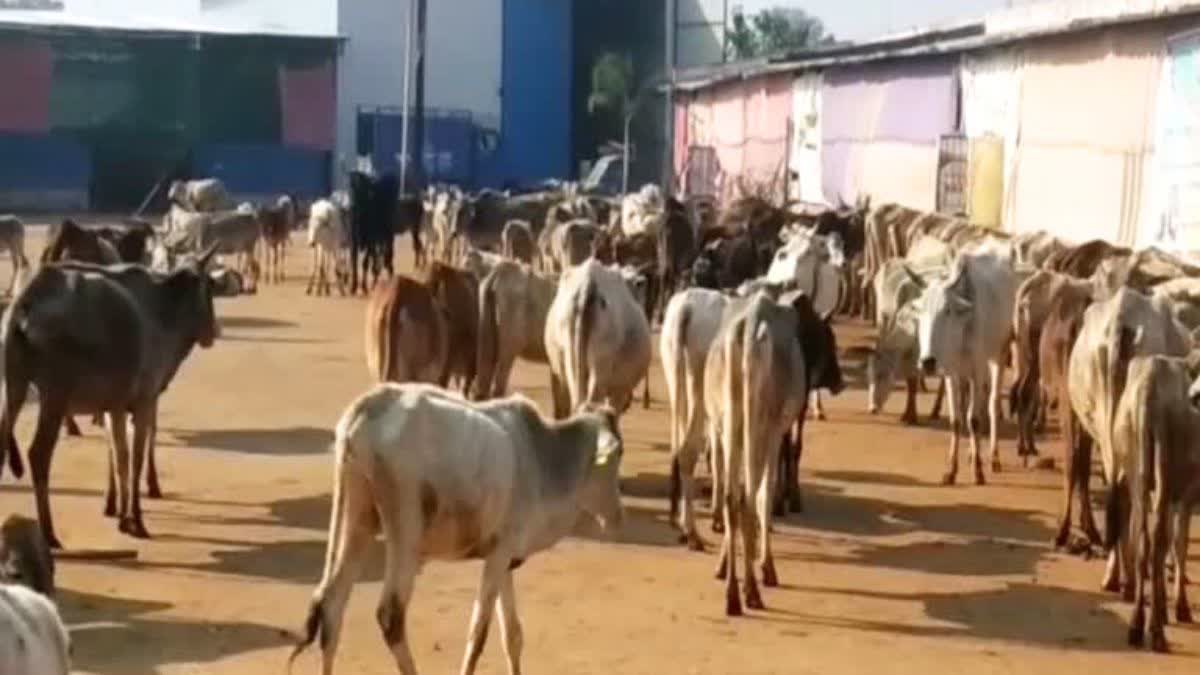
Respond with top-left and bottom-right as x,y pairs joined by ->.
667,0 -> 1200,93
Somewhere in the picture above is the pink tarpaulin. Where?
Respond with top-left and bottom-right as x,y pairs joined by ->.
0,40 -> 52,133
279,61 -> 335,151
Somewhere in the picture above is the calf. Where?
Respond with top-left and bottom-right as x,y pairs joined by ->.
423,263 -> 479,396
867,300 -> 945,424
706,293 -> 809,615
0,514 -> 54,597
544,259 -> 651,418
0,584 -> 71,675
290,383 -> 624,675
364,276 -> 447,386
1114,355 -> 1199,652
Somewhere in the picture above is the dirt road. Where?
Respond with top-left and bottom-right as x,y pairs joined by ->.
0,232 -> 1196,674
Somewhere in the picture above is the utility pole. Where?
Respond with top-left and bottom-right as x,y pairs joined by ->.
663,0 -> 676,192
399,0 -> 413,193
412,0 -> 428,189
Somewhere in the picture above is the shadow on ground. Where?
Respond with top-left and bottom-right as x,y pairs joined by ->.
167,426 -> 332,455
218,316 -> 297,330
61,587 -> 292,675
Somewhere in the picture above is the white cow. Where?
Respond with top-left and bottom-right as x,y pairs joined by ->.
545,259 -> 651,418
620,183 -> 665,238
764,227 -> 843,319
917,250 -> 1018,484
706,292 -> 809,616
291,383 -> 624,675
0,584 -> 70,675
660,288 -> 730,549
306,199 -> 347,296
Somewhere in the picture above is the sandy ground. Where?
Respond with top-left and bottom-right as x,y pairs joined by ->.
0,228 -> 1197,674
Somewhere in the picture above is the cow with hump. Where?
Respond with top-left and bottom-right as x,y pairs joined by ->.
916,249 -> 1018,485
0,247 -> 221,548
544,259 -> 651,418
1067,287 -> 1191,596
290,383 -> 624,675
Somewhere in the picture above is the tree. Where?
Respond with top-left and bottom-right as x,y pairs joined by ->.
588,52 -> 640,193
727,7 -> 834,60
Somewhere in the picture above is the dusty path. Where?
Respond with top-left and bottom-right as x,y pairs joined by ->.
0,230 -> 1196,674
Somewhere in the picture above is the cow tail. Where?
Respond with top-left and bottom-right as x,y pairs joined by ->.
721,318 -> 742,512
0,301 -> 28,480
667,305 -> 692,521
569,280 -> 598,411
743,315 -> 768,494
475,275 -> 499,400
367,289 -> 395,382
1104,325 -> 1139,483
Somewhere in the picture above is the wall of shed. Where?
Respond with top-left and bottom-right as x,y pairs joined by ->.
821,58 -> 958,212
675,74 -> 791,202
1004,23 -> 1165,244
1143,28 -> 1200,254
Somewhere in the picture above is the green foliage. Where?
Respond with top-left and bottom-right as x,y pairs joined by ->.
727,7 -> 834,60
587,52 -> 635,119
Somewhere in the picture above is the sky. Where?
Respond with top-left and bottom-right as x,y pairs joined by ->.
734,0 -> 1011,41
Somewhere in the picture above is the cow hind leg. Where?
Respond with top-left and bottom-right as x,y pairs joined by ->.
968,378 -> 985,485
64,417 -> 82,437
941,378 -> 961,485
988,362 -> 1002,474
756,471 -> 779,588
740,496 -> 764,609
28,394 -> 67,549
1173,505 -> 1193,624
145,412 -> 162,499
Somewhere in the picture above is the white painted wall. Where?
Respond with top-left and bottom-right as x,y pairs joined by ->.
0,0 -> 338,36
335,0 -> 406,182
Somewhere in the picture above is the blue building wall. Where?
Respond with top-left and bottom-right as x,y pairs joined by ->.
192,144 -> 331,201
487,0 -> 573,188
0,133 -> 90,211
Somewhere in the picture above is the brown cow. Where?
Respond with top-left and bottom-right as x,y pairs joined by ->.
0,250 -> 220,547
0,216 -> 28,297
1038,286 -> 1101,550
423,263 -> 479,396
1043,239 -> 1131,278
0,514 -> 54,597
474,261 -> 558,400
258,195 -> 296,283
364,275 -> 448,385
41,219 -> 121,267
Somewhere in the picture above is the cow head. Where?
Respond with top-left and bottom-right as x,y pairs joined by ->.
866,315 -> 916,414
787,293 -> 844,396
168,243 -> 221,348
577,404 -> 625,534
917,262 -> 974,376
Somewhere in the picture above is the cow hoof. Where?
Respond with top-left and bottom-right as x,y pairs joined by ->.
1177,602 -> 1193,624
686,533 -> 706,553
940,472 -> 957,486
900,413 -> 918,426
726,594 -> 743,617
119,518 -> 151,539
715,558 -> 728,581
761,563 -> 779,588
745,586 -> 765,611
991,459 -> 1002,474
1128,625 -> 1145,648
788,492 -> 805,514
974,471 -> 987,486
147,486 -> 163,500
1122,585 -> 1135,604
1103,576 -> 1122,594
1151,631 -> 1169,653
102,501 -> 116,518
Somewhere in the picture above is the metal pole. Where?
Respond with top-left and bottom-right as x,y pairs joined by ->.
663,0 -> 676,193
622,112 -> 631,195
399,0 -> 413,193
412,0 -> 428,189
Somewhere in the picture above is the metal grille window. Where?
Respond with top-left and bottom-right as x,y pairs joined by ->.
937,133 -> 968,216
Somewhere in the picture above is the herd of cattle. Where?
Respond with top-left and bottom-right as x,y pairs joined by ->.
0,175 -> 1198,673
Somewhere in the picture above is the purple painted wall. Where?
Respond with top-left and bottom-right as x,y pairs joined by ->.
822,57 -> 958,205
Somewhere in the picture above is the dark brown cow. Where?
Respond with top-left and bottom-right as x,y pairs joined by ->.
364,275 -> 448,386
423,263 -> 479,396
656,198 -> 696,321
1043,239 -> 1131,278
501,219 -> 536,264
258,196 -> 296,283
0,249 -> 220,547
1038,287 -> 1101,550
41,219 -> 121,266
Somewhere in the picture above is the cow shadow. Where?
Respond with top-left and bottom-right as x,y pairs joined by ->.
59,586 -> 292,675
218,334 -> 329,345
167,426 -> 332,456
218,316 -> 297,330
574,503 -> 680,549
773,582 -> 1134,652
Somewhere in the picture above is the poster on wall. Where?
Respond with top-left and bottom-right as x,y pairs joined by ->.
1147,32 -> 1200,256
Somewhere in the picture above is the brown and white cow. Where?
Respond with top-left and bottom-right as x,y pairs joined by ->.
423,263 -> 479,396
